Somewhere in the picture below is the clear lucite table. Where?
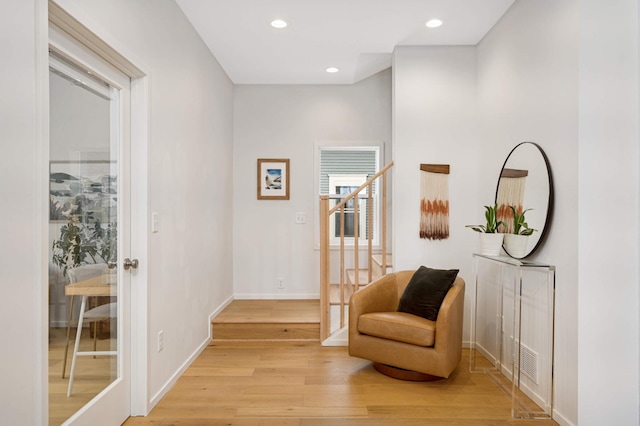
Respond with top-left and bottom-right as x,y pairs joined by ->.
469,254 -> 555,419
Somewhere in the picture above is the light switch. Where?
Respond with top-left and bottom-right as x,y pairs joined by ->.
152,212 -> 160,233
295,212 -> 306,224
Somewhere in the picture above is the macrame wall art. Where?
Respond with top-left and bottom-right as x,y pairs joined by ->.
496,168 -> 528,233
419,164 -> 450,240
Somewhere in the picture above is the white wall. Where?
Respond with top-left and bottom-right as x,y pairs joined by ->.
233,69 -> 392,298
476,0 -> 640,424
42,0 -> 234,416
0,1 -> 47,423
476,1 -> 579,424
578,0 -> 639,424
392,45 -> 479,337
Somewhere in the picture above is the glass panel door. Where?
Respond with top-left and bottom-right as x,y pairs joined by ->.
48,35 -> 131,425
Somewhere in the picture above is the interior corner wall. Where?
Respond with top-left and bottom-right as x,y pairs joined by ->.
54,0 -> 235,409
578,0 -> 639,425
476,0 -> 578,424
232,69 -> 392,298
391,45 -> 478,341
0,1 -> 46,423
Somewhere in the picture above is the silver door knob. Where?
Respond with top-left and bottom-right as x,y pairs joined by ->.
107,261 -> 118,269
123,258 -> 139,270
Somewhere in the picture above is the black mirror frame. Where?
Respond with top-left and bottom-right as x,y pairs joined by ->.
494,141 -> 554,258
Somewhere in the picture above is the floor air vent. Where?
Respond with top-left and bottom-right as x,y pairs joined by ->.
511,339 -> 538,384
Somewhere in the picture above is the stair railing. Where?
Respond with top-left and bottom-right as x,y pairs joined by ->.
319,161 -> 393,341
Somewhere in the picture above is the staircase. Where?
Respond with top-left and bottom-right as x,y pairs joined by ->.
330,254 -> 393,306
319,161 -> 394,342
211,300 -> 320,343
347,254 -> 393,285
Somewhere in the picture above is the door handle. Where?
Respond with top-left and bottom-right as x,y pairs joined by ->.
123,258 -> 139,270
107,261 -> 118,269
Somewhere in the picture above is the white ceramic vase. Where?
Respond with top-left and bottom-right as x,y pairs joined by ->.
478,232 -> 504,256
503,233 -> 529,258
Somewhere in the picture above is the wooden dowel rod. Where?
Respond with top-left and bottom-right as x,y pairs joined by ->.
420,164 -> 450,174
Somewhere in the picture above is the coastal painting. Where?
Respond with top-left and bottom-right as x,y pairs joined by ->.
257,158 -> 290,200
49,160 -> 117,222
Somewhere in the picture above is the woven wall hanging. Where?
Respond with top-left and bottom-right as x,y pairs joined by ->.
496,168 -> 528,233
419,164 -> 450,240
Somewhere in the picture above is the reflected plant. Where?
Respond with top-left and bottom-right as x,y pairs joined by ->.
52,214 -> 117,276
509,206 -> 537,235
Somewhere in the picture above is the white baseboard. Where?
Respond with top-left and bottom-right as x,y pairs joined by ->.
147,294 -> 234,411
322,326 -> 349,347
551,409 -> 575,426
471,341 -> 559,422
233,293 -> 320,300
209,295 -> 234,334
148,335 -> 209,410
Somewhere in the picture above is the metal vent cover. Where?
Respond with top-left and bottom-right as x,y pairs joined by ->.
511,339 -> 538,384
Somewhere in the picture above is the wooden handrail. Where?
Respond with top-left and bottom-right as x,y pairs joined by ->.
329,161 -> 394,215
319,161 -> 393,342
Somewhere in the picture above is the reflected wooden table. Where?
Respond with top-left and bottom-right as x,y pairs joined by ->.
65,273 -> 116,297
64,274 -> 117,396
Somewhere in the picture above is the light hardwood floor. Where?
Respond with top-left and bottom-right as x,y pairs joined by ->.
124,341 -> 559,425
49,326 -> 116,425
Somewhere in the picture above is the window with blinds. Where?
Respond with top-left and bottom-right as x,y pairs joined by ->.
319,147 -> 380,245
319,149 -> 378,195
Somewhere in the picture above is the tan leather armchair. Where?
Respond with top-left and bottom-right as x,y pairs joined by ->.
348,270 -> 465,379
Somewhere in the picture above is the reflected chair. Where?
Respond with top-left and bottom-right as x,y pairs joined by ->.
349,270 -> 465,380
64,263 -> 116,396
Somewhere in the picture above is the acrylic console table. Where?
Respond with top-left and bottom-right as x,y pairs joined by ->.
469,254 -> 555,419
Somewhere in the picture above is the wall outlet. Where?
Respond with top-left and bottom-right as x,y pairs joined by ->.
157,330 -> 164,352
277,277 -> 285,289
295,212 -> 306,224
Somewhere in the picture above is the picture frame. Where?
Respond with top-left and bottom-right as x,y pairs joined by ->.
49,160 -> 117,222
257,158 -> 290,200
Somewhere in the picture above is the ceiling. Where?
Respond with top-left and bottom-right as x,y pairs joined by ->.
175,0 -> 515,85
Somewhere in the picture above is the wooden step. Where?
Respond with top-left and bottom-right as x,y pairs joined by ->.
371,253 -> 392,277
211,300 -> 319,342
371,253 -> 392,267
329,283 -> 364,306
346,269 -> 378,286
345,254 -> 393,286
212,322 -> 319,341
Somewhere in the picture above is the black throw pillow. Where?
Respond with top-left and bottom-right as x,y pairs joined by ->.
397,266 -> 459,321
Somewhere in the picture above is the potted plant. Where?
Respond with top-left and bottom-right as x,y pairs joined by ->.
502,206 -> 537,258
466,204 -> 505,256
52,214 -> 117,277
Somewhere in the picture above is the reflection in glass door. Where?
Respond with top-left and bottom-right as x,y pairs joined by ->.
48,45 -> 130,425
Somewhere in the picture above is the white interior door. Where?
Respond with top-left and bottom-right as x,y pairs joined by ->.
49,24 -> 132,426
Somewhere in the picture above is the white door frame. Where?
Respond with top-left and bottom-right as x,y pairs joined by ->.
44,0 -> 150,419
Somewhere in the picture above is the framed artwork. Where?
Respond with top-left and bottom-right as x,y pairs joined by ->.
257,158 -> 290,200
49,160 -> 117,222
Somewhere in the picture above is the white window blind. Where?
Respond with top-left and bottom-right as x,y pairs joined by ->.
319,149 -> 377,194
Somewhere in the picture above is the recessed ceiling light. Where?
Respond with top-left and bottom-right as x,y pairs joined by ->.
426,19 -> 443,28
270,19 -> 288,29
326,67 -> 339,73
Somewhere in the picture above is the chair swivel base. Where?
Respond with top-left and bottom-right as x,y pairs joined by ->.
373,362 -> 443,382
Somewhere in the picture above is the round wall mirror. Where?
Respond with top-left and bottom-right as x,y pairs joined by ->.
494,142 -> 553,258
